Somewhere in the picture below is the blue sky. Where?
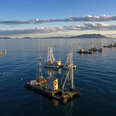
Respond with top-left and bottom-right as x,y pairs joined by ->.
0,0 -> 116,37
0,0 -> 116,20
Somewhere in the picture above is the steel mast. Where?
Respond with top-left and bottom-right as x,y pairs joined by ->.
62,47 -> 74,89
62,68 -> 74,89
36,56 -> 44,80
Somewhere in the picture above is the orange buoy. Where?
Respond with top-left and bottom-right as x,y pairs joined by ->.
0,52 -> 2,56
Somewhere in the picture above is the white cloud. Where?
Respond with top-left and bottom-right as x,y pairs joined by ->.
1,22 -> 116,36
1,15 -> 116,25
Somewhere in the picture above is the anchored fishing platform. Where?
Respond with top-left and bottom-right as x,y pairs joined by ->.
103,42 -> 116,48
77,40 -> 103,54
44,47 -> 76,70
24,47 -> 80,104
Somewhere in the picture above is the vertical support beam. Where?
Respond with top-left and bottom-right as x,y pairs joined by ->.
71,68 -> 74,89
36,56 -> 43,80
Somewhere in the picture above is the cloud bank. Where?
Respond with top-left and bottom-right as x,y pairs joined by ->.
0,22 -> 116,36
1,15 -> 116,25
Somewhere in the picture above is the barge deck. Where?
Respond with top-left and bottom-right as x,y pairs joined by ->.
24,82 -> 80,104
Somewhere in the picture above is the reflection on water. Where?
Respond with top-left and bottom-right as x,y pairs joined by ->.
0,38 -> 116,116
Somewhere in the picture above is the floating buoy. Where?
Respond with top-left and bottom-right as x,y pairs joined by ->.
0,52 -> 2,56
3,49 -> 7,54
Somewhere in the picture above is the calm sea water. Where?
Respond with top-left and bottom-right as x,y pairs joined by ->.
0,38 -> 116,116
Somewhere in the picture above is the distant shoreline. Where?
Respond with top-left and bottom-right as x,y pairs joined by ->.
0,34 -> 114,39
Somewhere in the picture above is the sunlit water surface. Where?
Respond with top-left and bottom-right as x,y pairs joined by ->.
0,38 -> 116,116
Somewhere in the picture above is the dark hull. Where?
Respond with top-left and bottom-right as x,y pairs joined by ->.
78,51 -> 93,54
44,64 -> 63,69
103,45 -> 116,48
24,83 -> 80,104
78,48 -> 103,54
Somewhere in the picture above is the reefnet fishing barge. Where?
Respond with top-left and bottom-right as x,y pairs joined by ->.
25,48 -> 80,104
